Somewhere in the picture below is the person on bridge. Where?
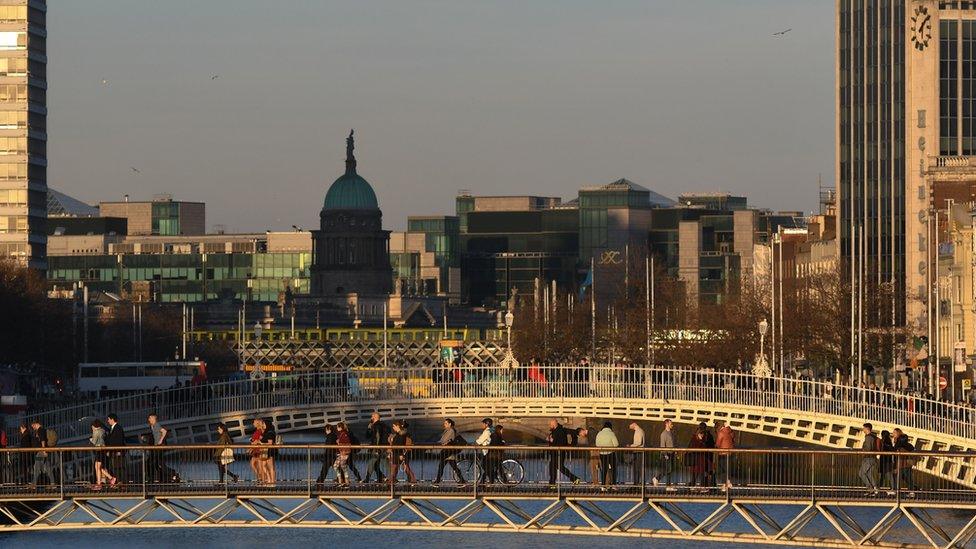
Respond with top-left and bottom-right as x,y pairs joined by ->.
105,414 -> 126,484
333,422 -> 353,486
147,413 -> 169,483
315,424 -> 337,485
433,418 -> 465,485
575,427 -> 601,485
388,420 -> 417,484
259,418 -> 278,485
879,430 -> 894,489
651,419 -> 675,488
363,413 -> 388,483
214,423 -> 239,483
595,421 -> 619,486
686,424 -> 712,488
29,420 -> 54,488
249,419 -> 266,483
547,419 -> 581,487
475,418 -> 502,483
858,423 -> 879,494
627,422 -> 646,485
715,421 -> 735,491
892,428 -> 917,494
89,419 -> 116,489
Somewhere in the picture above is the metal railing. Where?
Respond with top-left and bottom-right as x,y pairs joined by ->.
0,445 -> 967,504
21,366 -> 976,443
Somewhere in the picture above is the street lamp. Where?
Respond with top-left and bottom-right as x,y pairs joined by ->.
504,310 -> 515,349
753,318 -> 771,378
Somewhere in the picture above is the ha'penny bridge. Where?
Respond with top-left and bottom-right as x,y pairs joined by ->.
5,366 -> 976,548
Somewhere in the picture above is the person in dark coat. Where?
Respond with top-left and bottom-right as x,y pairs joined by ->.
363,412 -> 388,483
687,425 -> 713,487
547,419 -> 580,485
105,413 -> 126,483
316,424 -> 337,484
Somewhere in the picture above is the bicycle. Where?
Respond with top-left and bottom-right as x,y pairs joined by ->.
455,449 -> 524,485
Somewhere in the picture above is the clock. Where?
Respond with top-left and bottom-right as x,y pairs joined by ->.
911,5 -> 932,51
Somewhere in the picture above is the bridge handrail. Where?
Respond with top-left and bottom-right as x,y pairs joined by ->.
21,365 -> 976,443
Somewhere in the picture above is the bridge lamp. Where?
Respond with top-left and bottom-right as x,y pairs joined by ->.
754,318 -> 771,378
504,310 -> 515,348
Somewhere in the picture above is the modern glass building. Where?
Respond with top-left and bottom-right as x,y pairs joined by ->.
48,251 -> 311,303
0,1 -> 46,269
460,208 -> 579,307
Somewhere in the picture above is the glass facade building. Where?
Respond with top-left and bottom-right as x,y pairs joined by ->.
48,252 -> 311,303
0,1 -> 46,269
837,0 -> 906,322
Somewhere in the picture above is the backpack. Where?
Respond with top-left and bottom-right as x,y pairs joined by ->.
451,433 -> 467,446
46,428 -> 58,448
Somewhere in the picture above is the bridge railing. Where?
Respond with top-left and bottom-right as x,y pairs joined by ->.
0,445 -> 970,504
21,365 -> 976,443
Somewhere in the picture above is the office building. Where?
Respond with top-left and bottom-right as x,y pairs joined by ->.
837,0 -> 976,329
389,216 -> 461,303
99,195 -> 205,236
0,0 -> 46,268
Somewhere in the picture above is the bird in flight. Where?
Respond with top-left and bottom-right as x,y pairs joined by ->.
211,74 -> 219,80
773,28 -> 792,36
130,167 -> 141,174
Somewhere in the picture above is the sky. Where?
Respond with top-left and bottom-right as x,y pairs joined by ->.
47,1 -> 833,232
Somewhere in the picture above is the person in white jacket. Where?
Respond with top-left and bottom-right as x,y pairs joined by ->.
475,418 -> 496,483
595,421 -> 619,486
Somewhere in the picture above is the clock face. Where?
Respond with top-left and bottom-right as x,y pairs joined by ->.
911,5 -> 932,51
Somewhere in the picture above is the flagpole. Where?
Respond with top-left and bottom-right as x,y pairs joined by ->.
591,256 -> 596,359
645,255 -> 650,368
650,255 -> 655,367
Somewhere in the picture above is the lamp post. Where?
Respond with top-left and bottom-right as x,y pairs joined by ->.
504,310 -> 514,349
753,318 -> 771,378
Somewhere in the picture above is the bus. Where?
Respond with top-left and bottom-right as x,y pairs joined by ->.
77,361 -> 207,393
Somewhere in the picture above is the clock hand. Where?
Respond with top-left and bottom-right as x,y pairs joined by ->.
920,14 -> 931,30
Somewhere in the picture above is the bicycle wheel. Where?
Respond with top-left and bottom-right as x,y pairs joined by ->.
455,456 -> 473,482
500,459 -> 524,485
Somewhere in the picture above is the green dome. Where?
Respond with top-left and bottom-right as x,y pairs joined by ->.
324,172 -> 378,210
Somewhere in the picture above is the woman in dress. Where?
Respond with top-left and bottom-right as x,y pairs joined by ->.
89,419 -> 116,489
215,423 -> 239,483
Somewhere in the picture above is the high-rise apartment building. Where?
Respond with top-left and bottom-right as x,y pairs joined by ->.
0,0 -> 46,269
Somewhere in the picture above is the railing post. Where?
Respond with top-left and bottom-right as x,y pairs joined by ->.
472,450 -> 479,499
141,450 -> 147,499
810,453 -> 815,503
640,450 -> 646,501
58,451 -> 64,500
306,446 -> 312,498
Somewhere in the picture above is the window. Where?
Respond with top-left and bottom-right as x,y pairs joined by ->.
0,32 -> 26,50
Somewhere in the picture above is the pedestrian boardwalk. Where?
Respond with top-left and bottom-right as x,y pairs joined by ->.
24,367 -> 976,490
1,446 -> 975,548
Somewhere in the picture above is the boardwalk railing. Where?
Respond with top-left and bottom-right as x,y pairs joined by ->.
21,366 -> 976,443
4,445 -> 976,546
0,445 -> 967,502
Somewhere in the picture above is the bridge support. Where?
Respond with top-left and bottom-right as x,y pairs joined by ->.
3,495 -> 976,548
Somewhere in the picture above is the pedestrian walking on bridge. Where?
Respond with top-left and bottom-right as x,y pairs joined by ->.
858,423 -> 879,494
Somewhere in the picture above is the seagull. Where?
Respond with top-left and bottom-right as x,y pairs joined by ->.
211,74 -> 219,80
130,167 -> 141,174
773,28 -> 792,36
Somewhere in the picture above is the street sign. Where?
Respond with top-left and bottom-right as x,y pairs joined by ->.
939,376 -> 948,391
963,379 -> 972,391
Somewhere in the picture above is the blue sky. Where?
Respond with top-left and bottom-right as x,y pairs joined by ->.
47,1 -> 832,231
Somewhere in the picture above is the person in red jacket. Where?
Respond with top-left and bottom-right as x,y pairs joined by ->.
715,421 -> 735,490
